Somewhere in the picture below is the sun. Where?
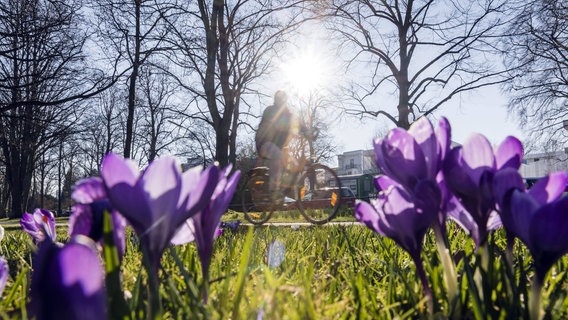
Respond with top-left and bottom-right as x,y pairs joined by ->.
280,48 -> 330,97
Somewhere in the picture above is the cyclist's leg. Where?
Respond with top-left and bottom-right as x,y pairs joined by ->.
259,142 -> 283,195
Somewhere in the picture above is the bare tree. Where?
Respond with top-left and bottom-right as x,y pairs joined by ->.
502,0 -> 568,150
135,64 -> 179,162
92,0 -> 177,158
75,86 -> 125,176
318,0 -> 512,129
163,0 -> 305,166
289,92 -> 339,165
0,0 -> 89,218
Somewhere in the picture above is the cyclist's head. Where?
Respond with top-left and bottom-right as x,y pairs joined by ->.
274,90 -> 287,107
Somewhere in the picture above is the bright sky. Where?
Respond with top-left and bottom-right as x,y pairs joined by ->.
272,22 -> 526,159
333,85 -> 525,153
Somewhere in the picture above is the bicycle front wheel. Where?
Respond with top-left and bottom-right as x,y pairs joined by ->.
241,170 -> 274,225
295,164 -> 342,225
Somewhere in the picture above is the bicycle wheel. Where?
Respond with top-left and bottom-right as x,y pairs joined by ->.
295,163 -> 342,224
241,168 -> 275,225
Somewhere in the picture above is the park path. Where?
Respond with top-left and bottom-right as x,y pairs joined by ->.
1,220 -> 361,228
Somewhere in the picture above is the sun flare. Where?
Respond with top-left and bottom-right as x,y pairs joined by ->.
280,49 -> 330,97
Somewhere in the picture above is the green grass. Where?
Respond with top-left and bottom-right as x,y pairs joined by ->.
222,208 -> 357,224
1,222 -> 568,319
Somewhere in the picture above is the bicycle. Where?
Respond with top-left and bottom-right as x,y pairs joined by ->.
240,150 -> 343,225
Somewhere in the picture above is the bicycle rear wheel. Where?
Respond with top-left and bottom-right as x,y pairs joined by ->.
295,164 -> 342,225
241,169 -> 274,225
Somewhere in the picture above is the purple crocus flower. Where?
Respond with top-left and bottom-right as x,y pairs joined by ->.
31,237 -> 106,320
100,152 -> 219,272
375,116 -> 450,190
220,220 -> 241,233
171,164 -> 240,302
70,177 -> 127,257
443,134 -> 523,247
374,117 -> 451,230
20,208 -> 56,243
494,169 -> 568,281
356,180 -> 440,307
0,257 -> 7,297
356,181 -> 440,261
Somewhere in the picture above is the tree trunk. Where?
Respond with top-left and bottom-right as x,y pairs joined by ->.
124,0 -> 142,159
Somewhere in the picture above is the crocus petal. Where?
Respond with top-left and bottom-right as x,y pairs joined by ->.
528,171 -> 568,205
374,175 -> 398,193
21,213 -> 42,242
171,220 -> 196,245
530,197 -> 568,254
408,117 -> 438,178
412,180 -> 442,230
448,202 -> 480,246
136,157 -> 184,265
495,136 -> 523,170
379,186 -> 431,254
493,168 -> 525,211
192,168 -> 240,277
101,154 -> 150,233
139,157 -> 182,223
378,128 -> 427,188
21,209 -> 56,243
504,190 -> 540,246
176,164 -> 220,227
31,238 -> 106,320
486,211 -> 502,231
69,203 -> 94,237
354,200 -> 384,236
100,153 -> 139,188
443,147 -> 478,197
72,178 -> 106,204
461,133 -> 495,185
0,257 -> 7,297
436,117 -> 451,162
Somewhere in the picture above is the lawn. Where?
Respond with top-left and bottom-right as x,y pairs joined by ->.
1,220 -> 568,319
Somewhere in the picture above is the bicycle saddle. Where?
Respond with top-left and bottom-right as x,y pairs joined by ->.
249,167 -> 269,176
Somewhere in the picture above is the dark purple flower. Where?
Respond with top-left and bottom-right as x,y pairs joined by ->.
20,208 -> 56,243
374,117 -> 451,230
70,177 -> 127,257
443,134 -> 523,246
31,237 -> 106,320
171,165 -> 240,280
495,170 -> 568,281
356,180 -> 440,258
0,257 -> 7,297
374,117 -> 450,190
220,220 -> 241,233
355,180 -> 440,308
100,153 -> 219,271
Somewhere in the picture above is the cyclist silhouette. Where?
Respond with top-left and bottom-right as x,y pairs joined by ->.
255,90 -> 307,199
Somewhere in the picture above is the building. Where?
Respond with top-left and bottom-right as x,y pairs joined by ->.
335,149 -> 380,199
520,151 -> 568,178
336,149 -> 377,176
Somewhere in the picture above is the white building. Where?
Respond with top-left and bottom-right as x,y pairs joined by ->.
520,151 -> 568,178
335,149 -> 380,198
336,149 -> 378,176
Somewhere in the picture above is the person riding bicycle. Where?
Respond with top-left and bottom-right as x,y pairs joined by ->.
255,90 -> 311,200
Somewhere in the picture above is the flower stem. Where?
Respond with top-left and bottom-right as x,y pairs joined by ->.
141,245 -> 162,320
412,253 -> 434,318
433,227 -> 458,309
202,272 -> 210,305
530,275 -> 544,320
